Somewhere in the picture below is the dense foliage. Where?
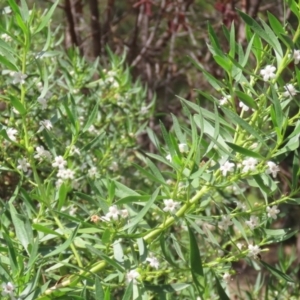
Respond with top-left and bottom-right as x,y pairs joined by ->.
1,0 -> 300,299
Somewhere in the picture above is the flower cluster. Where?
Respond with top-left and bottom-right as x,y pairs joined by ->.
101,205 -> 129,221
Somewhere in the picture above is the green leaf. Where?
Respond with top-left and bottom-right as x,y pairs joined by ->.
9,203 -> 33,252
145,283 -> 190,293
215,275 -> 230,300
214,56 -> 231,73
0,55 -> 17,71
238,11 -> 282,58
20,0 -> 29,22
82,102 -> 98,132
122,187 -> 159,230
85,245 -> 124,272
95,278 -> 104,299
2,231 -> 18,274
287,0 -> 300,20
221,107 -> 266,146
260,261 -> 294,282
32,224 -> 61,236
267,12 -> 285,36
44,224 -> 79,258
235,90 -> 257,110
7,0 -> 20,16
10,95 -> 26,114
35,0 -> 60,33
187,224 -> 203,276
122,281 -> 133,300
226,142 -> 263,159
253,174 -> 270,194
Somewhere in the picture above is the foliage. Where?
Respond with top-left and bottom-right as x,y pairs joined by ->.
1,0 -> 300,300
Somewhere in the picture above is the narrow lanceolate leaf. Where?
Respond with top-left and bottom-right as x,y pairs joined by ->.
122,281 -> 133,300
260,261 -> 294,282
226,142 -> 263,159
95,278 -> 104,299
187,224 -> 203,276
215,275 -> 230,300
35,0 -> 60,33
44,224 -> 79,258
122,187 -> 159,230
235,90 -> 257,110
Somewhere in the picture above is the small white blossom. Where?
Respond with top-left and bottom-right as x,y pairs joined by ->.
266,161 -> 280,178
239,101 -> 250,111
223,273 -> 231,283
219,95 -> 230,105
109,161 -> 119,172
69,145 -> 80,156
220,161 -> 235,176
235,201 -> 247,211
69,205 -> 77,216
57,168 -> 75,180
1,33 -> 11,42
38,119 -> 52,132
218,215 -> 233,230
218,249 -> 224,256
126,270 -> 140,283
178,143 -> 188,153
242,157 -> 258,173
260,65 -> 276,81
6,128 -> 18,141
105,205 -> 120,220
146,255 -> 160,269
293,49 -> 300,64
80,162 -> 88,172
88,166 -> 98,178
88,125 -> 97,134
166,153 -> 172,162
163,199 -> 180,213
1,282 -> 15,296
56,179 -> 64,188
120,209 -> 129,218
11,72 -> 27,84
248,244 -> 261,258
237,243 -> 244,250
37,96 -> 48,110
267,205 -> 280,219
283,84 -> 297,98
17,158 -> 30,172
245,215 -> 259,230
34,146 -> 52,161
52,156 -> 67,169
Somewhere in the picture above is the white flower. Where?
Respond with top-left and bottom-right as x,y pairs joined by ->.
88,166 -> 98,178
57,168 -> 75,180
52,156 -> 67,169
17,158 -> 30,172
56,178 -> 64,188
239,101 -> 250,111
34,146 -> 52,161
283,84 -> 297,98
178,143 -> 188,153
69,145 -> 80,156
105,205 -> 120,220
223,272 -> 231,283
166,153 -> 172,162
237,243 -> 244,250
245,215 -> 259,230
248,244 -> 261,257
219,95 -> 230,105
120,209 -> 129,218
88,125 -> 97,134
218,215 -> 233,230
242,157 -> 258,173
267,205 -> 280,219
80,163 -> 88,171
146,255 -> 160,269
260,65 -> 276,81
163,199 -> 180,213
38,119 -> 52,132
126,269 -> 140,283
220,161 -> 235,176
37,96 -> 48,110
293,49 -> 300,64
109,161 -> 119,172
235,201 -> 247,211
6,128 -> 18,141
266,161 -> 280,178
1,282 -> 15,296
11,72 -> 27,84
1,33 -> 11,42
